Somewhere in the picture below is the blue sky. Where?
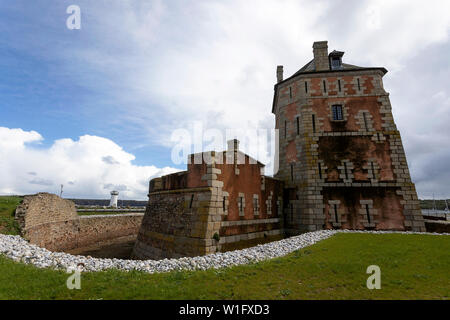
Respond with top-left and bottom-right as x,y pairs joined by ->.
0,0 -> 449,199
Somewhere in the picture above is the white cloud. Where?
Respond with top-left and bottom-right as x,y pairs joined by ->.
0,127 -> 178,199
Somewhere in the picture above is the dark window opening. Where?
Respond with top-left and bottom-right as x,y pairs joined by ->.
312,114 -> 316,133
290,163 -> 294,182
363,112 -> 369,131
222,196 -> 226,211
318,162 -> 322,179
296,117 -> 300,135
284,120 -> 287,139
305,81 -> 308,93
289,86 -> 292,99
323,80 -> 327,93
370,162 -> 375,179
189,194 -> 194,209
332,105 -> 343,120
377,132 -> 381,141
338,79 -> 341,92
334,204 -> 339,223
357,78 -> 361,91
343,162 -> 349,180
365,204 -> 371,224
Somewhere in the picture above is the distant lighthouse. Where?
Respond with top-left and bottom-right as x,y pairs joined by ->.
109,191 -> 119,208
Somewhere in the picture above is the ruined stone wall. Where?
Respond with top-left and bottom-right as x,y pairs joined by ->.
15,193 -> 143,252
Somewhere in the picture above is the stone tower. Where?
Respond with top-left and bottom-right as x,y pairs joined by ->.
273,41 -> 425,235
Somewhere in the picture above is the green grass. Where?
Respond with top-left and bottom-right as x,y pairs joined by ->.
420,199 -> 449,210
0,196 -> 22,235
0,233 -> 448,300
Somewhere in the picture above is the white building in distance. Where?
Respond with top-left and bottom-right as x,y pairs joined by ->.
109,191 -> 119,208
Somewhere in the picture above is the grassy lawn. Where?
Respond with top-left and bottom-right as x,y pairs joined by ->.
0,196 -> 22,235
0,233 -> 448,300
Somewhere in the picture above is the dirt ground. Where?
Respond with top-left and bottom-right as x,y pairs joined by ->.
67,235 -> 137,259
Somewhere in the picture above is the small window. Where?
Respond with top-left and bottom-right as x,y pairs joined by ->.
267,200 -> 272,214
253,197 -> 260,214
338,79 -> 341,92
189,194 -> 194,208
238,196 -> 244,215
304,81 -> 308,93
323,80 -> 327,93
331,105 -> 343,121
296,116 -> 300,135
331,57 -> 342,69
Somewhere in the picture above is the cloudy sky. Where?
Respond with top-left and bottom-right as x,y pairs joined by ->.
0,0 -> 449,200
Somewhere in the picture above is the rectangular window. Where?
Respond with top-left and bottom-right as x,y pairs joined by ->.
253,197 -> 259,214
363,112 -> 369,131
304,81 -> 308,93
357,78 -> 361,91
323,80 -> 327,93
238,196 -> 244,215
189,194 -> 194,209
284,120 -> 287,139
318,162 -> 322,179
290,163 -> 294,182
331,57 -> 342,69
289,86 -> 292,99
332,105 -> 343,121
296,117 -> 300,135
312,114 -> 316,133
267,200 -> 272,214
338,79 -> 341,92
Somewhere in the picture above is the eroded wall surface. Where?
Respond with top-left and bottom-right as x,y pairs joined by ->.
15,193 -> 143,252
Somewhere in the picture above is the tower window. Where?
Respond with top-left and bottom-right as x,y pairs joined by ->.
338,79 -> 341,92
312,114 -> 316,133
296,116 -> 300,135
331,105 -> 343,121
323,80 -> 327,93
189,194 -> 194,209
357,78 -> 361,91
289,86 -> 292,99
290,163 -> 294,182
305,81 -> 308,93
284,120 -> 287,139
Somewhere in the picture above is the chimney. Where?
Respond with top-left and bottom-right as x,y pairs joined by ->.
313,41 -> 329,71
276,65 -> 284,83
227,139 -> 240,151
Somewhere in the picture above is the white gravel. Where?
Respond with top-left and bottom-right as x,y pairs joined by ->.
0,230 -> 447,274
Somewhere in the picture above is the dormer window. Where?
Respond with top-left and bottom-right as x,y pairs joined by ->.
329,50 -> 344,70
331,57 -> 342,69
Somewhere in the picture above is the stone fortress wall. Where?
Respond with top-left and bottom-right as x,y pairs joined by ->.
132,141 -> 284,260
15,193 -> 143,252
